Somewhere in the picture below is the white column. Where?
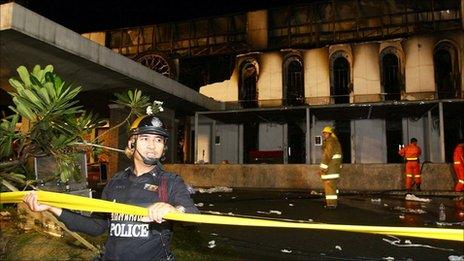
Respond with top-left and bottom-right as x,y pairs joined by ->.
238,124 -> 244,164
211,120 -> 216,164
439,102 -> 445,162
194,112 -> 199,163
427,110 -> 433,161
305,107 -> 311,164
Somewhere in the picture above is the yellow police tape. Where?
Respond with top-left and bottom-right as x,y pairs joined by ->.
1,191 -> 462,242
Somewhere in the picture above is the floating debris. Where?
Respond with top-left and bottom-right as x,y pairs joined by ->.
208,240 -> 216,248
405,194 -> 431,202
394,206 -> 427,214
335,245 -> 342,251
436,221 -> 464,227
288,203 -> 294,207
382,236 -> 454,251
208,204 -> 214,207
194,202 -> 204,207
382,257 -> 395,260
281,249 -> 292,253
257,210 -> 282,215
206,211 -> 222,215
448,255 -> 464,261
371,198 -> 382,204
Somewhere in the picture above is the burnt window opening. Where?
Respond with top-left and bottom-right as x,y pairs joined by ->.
381,53 -> 402,101
179,55 -> 234,91
434,42 -> 461,99
239,61 -> 258,108
331,55 -> 350,104
284,57 -> 305,106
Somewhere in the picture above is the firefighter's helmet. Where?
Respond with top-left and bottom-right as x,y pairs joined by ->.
129,115 -> 169,138
322,126 -> 334,134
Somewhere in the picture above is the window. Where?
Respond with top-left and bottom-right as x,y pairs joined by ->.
330,52 -> 350,104
239,59 -> 259,108
380,47 -> 404,101
283,56 -> 305,106
434,41 -> 461,99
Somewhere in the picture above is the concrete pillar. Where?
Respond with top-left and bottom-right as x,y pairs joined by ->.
306,107 -> 311,164
239,124 -> 244,164
427,110 -> 433,161
439,102 -> 445,162
211,120 -> 216,164
194,112 -> 199,163
283,123 -> 288,164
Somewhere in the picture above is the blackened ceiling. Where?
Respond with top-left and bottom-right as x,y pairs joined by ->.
3,0 -> 315,33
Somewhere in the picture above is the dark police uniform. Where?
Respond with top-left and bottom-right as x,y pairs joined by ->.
58,165 -> 198,260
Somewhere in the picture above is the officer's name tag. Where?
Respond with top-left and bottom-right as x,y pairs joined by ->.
143,183 -> 158,192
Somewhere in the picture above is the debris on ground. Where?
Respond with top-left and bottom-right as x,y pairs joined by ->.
382,236 -> 454,251
208,240 -> 216,248
405,194 -> 431,202
257,210 -> 282,215
448,255 -> 464,261
394,206 -> 427,214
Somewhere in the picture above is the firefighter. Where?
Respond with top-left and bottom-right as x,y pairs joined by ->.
319,126 -> 342,209
399,138 -> 422,193
453,139 -> 464,192
24,114 -> 199,260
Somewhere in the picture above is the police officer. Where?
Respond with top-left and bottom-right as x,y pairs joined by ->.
24,115 -> 199,260
319,126 -> 342,209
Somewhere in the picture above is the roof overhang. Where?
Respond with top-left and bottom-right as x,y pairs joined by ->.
198,100 -> 464,124
0,3 -> 223,116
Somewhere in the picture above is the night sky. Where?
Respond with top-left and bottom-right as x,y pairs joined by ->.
3,0 -> 312,33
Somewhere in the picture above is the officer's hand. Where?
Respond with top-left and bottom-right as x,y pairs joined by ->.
147,202 -> 177,223
23,192 -> 63,216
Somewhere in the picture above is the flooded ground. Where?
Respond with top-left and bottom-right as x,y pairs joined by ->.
2,189 -> 463,260
191,190 -> 464,260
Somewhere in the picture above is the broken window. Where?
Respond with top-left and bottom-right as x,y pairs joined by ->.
283,56 -> 304,106
434,42 -> 461,99
330,52 -> 350,104
239,60 -> 259,108
380,49 -> 403,101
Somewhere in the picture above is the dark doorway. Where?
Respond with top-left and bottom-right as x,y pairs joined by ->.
331,57 -> 350,104
386,119 -> 403,163
381,53 -> 401,101
444,113 -> 464,163
434,44 -> 460,99
239,62 -> 258,108
243,122 -> 259,163
287,122 -> 305,163
284,58 -> 304,106
334,120 -> 351,163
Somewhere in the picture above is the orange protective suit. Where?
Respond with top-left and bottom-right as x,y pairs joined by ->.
399,143 -> 422,190
453,143 -> 464,192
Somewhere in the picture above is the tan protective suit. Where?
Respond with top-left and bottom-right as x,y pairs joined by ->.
319,135 -> 342,208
